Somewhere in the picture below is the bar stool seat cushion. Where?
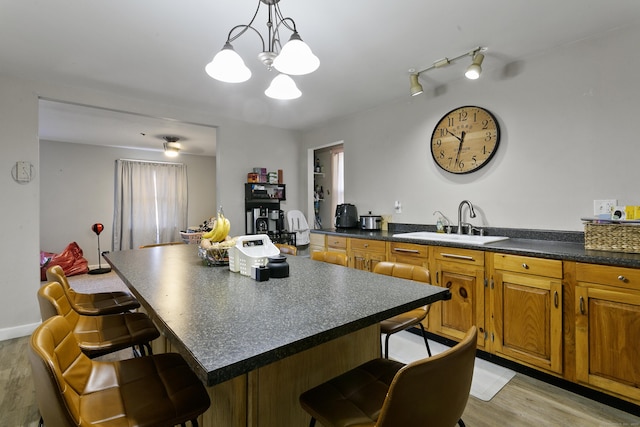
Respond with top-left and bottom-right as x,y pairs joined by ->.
47,264 -> 140,315
29,315 -> 211,427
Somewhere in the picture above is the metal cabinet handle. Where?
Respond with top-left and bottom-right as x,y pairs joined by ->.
579,296 -> 585,314
436,271 -> 439,284
554,291 -> 559,308
618,275 -> 627,282
522,263 -> 529,269
364,243 -> 369,248
441,253 -> 474,261
393,248 -> 420,253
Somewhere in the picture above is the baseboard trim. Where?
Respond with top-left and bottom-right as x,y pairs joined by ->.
0,321 -> 40,341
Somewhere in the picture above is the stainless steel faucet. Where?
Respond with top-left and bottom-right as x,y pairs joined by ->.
457,200 -> 476,234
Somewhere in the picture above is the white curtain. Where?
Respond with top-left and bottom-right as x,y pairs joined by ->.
113,159 -> 188,250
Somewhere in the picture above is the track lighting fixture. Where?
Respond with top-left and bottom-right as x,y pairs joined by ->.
163,136 -> 181,157
465,53 -> 484,80
205,0 -> 319,100
409,47 -> 486,96
410,74 -> 424,97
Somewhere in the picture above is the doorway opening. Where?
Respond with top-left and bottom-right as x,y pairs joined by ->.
309,142 -> 344,229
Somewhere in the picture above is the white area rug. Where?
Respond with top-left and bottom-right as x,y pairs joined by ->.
387,330 -> 516,401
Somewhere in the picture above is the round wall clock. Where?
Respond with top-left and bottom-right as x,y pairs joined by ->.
430,106 -> 500,174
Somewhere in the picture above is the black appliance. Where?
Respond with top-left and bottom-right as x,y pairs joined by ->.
269,209 -> 285,232
252,207 -> 269,234
335,203 -> 358,228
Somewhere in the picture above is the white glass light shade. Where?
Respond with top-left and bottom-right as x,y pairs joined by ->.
205,42 -> 251,83
264,74 -> 301,100
272,32 -> 320,76
164,142 -> 181,157
465,53 -> 484,80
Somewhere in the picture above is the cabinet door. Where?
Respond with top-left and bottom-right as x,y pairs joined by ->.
493,271 -> 563,373
431,248 -> 485,347
349,239 -> 386,272
575,284 -> 640,401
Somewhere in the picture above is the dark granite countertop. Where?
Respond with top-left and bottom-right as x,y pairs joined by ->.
312,224 -> 640,269
104,244 -> 450,386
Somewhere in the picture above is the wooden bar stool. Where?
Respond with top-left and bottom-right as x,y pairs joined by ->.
373,261 -> 433,358
275,243 -> 298,255
300,326 -> 477,427
29,315 -> 211,427
46,264 -> 140,315
38,281 -> 160,358
311,250 -> 348,266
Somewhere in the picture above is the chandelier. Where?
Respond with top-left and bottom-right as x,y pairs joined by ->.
205,0 -> 320,100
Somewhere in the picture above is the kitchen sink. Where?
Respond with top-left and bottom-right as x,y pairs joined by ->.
392,231 -> 509,245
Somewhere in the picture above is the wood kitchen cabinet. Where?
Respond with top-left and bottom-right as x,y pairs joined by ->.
491,253 -> 564,374
430,246 -> 486,348
349,238 -> 386,272
309,233 -> 325,256
575,263 -> 640,403
326,235 -> 347,254
387,242 -> 429,268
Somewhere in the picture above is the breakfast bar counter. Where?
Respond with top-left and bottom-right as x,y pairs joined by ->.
105,244 -> 450,426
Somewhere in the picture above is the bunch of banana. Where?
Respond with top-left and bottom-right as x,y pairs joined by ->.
201,209 -> 230,242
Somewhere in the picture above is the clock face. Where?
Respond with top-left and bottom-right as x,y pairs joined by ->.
430,106 -> 500,174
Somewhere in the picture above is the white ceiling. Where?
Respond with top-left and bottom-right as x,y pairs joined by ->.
3,0 -> 640,156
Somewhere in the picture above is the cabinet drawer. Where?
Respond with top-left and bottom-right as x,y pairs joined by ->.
433,247 -> 484,266
326,236 -> 347,250
389,242 -> 428,258
576,263 -> 640,290
493,253 -> 562,279
350,238 -> 385,252
309,233 -> 325,247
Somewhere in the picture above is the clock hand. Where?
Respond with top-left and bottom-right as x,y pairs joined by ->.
454,131 -> 466,166
446,129 -> 462,142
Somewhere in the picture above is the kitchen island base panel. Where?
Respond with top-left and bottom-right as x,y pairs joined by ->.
151,324 -> 381,427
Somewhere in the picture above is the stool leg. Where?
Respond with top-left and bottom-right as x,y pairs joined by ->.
418,323 -> 432,357
309,418 -> 317,427
458,418 -> 466,426
384,334 -> 391,359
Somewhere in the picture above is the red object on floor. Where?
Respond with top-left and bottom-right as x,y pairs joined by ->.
40,242 -> 89,281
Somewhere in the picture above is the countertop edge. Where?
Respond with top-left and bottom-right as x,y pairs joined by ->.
311,227 -> 640,269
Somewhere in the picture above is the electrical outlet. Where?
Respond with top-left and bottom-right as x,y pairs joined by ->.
394,201 -> 402,214
593,199 -> 617,217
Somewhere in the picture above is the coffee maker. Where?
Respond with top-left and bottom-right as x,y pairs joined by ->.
246,207 -> 269,234
269,209 -> 285,232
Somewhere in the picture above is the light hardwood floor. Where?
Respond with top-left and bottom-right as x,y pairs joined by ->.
8,271 -> 640,426
4,332 -> 640,426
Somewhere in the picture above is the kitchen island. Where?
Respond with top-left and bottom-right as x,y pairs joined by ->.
104,244 -> 450,426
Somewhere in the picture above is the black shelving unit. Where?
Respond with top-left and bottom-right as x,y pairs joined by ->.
245,183 -> 286,235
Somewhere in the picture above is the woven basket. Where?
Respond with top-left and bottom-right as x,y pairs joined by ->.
584,223 -> 640,253
180,231 -> 204,245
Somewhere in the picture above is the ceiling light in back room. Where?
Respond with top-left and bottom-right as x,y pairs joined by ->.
163,136 -> 181,157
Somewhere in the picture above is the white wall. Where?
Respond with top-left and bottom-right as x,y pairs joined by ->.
39,140 -> 217,266
301,23 -> 640,232
0,75 -> 301,340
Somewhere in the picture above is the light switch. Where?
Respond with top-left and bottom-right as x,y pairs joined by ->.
16,161 -> 31,182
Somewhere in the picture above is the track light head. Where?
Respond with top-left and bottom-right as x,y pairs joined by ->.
410,74 -> 424,96
465,53 -> 484,80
